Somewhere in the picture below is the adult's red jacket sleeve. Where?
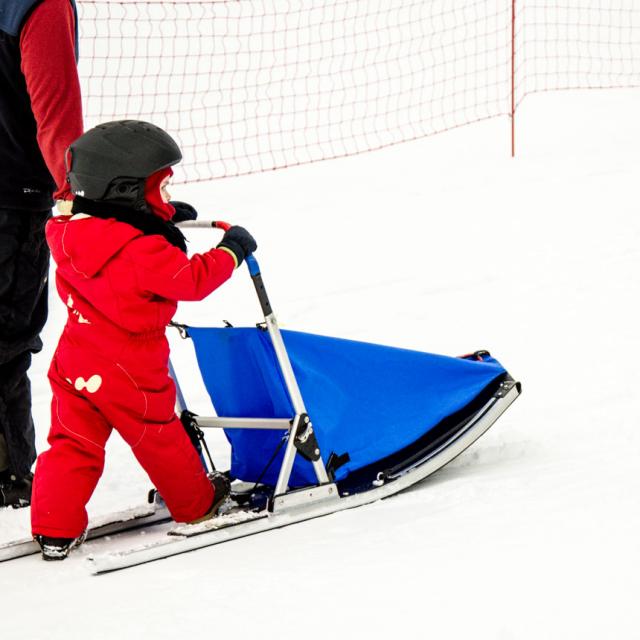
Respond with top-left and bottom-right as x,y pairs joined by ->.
126,236 -> 237,302
20,0 -> 83,201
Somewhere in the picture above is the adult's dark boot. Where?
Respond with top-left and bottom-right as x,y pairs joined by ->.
0,470 -> 33,509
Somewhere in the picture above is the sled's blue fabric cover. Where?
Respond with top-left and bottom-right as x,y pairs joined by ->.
188,327 -> 506,487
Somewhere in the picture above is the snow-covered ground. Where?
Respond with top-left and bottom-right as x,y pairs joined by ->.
2,89 -> 639,640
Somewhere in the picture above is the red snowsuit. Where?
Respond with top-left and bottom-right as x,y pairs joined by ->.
31,207 -> 236,538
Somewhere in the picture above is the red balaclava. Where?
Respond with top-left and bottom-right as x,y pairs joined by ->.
144,167 -> 176,221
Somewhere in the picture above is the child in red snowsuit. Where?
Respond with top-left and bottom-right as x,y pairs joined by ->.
30,120 -> 257,559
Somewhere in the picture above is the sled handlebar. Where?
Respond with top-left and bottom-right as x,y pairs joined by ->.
176,220 -> 231,232
176,219 -> 269,314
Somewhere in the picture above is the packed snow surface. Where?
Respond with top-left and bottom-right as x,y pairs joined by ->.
2,90 -> 639,639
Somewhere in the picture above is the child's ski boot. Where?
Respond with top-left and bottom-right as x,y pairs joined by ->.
34,531 -> 87,561
208,471 -> 232,514
188,472 -> 231,524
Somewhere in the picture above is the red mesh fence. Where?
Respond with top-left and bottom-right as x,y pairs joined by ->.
514,1 -> 640,107
76,1 -> 640,183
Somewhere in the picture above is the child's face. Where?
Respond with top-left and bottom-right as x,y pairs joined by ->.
160,176 -> 172,203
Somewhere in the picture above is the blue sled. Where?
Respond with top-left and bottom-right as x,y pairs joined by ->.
188,326 -> 519,490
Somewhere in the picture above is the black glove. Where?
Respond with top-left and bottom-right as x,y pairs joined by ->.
217,226 -> 257,267
170,201 -> 198,222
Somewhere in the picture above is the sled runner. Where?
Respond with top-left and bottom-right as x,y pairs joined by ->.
85,221 -> 521,573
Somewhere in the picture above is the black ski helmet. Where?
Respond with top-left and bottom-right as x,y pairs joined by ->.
66,120 -> 182,202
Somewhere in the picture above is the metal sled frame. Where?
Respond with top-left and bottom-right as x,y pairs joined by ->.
171,251 -> 330,506
169,222 -> 521,515
172,249 -> 331,506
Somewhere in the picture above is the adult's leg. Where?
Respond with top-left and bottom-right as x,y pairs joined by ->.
0,353 -> 36,507
0,352 -> 36,478
0,209 -> 50,482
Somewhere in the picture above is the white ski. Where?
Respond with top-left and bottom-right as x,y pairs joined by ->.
0,500 -> 170,562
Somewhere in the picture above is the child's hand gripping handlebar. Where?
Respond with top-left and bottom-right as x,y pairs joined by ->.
214,222 -> 265,311
176,220 -> 269,315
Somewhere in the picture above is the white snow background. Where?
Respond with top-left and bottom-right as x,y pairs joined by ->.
1,89 -> 639,639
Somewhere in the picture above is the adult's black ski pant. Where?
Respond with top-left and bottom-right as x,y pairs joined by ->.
0,208 -> 50,479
